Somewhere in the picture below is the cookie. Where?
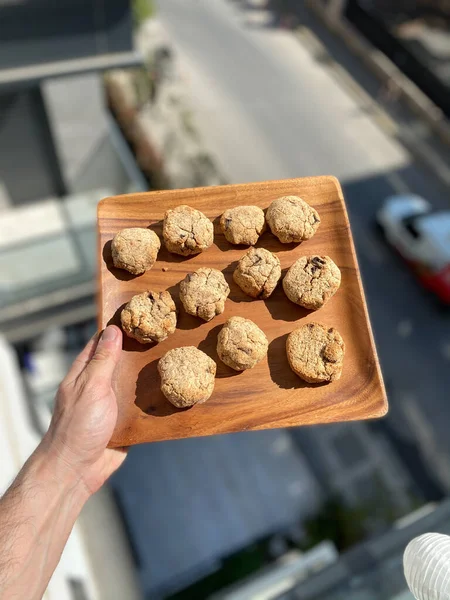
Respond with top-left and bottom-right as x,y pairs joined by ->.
180,267 -> 230,321
163,205 -> 213,256
111,227 -> 160,275
266,196 -> 320,243
121,290 -> 177,344
233,247 -> 281,299
217,317 -> 268,371
283,255 -> 341,310
220,205 -> 266,245
158,346 -> 216,407
286,322 -> 345,383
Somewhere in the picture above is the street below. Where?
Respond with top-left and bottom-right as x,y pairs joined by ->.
157,0 -> 450,490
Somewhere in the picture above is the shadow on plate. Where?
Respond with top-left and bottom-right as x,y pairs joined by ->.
103,240 -> 140,282
264,271 -> 312,322
134,358 -> 191,417
254,230 -> 299,254
107,303 -> 155,353
222,260 -> 255,304
268,333 -> 325,390
152,219 -> 201,264
166,281 -> 204,331
198,325 -> 242,379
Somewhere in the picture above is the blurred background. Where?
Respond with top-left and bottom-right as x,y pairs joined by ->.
1,0 -> 450,598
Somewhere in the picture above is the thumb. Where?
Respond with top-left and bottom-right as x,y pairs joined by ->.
85,325 -> 122,381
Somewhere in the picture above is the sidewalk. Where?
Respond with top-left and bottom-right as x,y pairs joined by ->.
269,0 -> 450,190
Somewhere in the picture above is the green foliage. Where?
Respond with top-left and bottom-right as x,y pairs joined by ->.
167,541 -> 269,600
132,0 -> 155,26
303,471 -> 416,553
303,497 -> 367,552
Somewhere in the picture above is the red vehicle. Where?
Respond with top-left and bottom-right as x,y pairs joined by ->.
377,195 -> 450,304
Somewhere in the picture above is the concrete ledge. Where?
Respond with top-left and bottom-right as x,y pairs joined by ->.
305,0 -> 450,148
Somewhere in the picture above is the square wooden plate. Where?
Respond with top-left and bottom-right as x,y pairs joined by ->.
98,177 -> 387,447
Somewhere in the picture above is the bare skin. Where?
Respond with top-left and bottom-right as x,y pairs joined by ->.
0,325 -> 125,600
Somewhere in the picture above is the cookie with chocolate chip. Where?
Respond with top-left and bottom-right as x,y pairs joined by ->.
283,255 -> 340,310
121,290 -> 177,344
163,205 -> 213,256
233,247 -> 281,299
286,322 -> 345,383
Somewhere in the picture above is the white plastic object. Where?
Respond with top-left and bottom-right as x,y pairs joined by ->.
404,532 -> 450,600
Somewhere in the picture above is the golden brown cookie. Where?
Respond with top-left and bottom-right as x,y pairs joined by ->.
220,205 -> 266,245
217,317 -> 268,371
163,205 -> 213,256
283,255 -> 341,310
111,227 -> 160,275
286,323 -> 345,383
180,267 -> 230,321
158,346 -> 216,407
266,196 -> 320,243
233,247 -> 281,299
121,291 -> 176,344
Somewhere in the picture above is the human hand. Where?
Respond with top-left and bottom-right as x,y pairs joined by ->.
44,325 -> 127,496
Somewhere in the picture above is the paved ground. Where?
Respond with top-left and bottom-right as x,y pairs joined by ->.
112,428 -> 322,597
156,0 -> 450,489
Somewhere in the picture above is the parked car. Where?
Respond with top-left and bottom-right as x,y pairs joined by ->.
376,194 -> 450,304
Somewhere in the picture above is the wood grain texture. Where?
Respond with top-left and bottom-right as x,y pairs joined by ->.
97,177 -> 387,447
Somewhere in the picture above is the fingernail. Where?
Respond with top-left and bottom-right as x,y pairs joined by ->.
101,326 -> 118,343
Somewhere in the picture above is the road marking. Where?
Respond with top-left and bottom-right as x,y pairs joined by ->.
402,398 -> 450,491
397,319 -> 413,338
350,214 -> 387,265
288,480 -> 304,497
400,126 -> 450,188
356,233 -> 386,265
272,435 -> 292,455
386,171 -> 411,195
441,342 -> 450,361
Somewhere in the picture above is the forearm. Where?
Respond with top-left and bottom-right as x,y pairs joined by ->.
0,325 -> 124,599
0,438 -> 90,600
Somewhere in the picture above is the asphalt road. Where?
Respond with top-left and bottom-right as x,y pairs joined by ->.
157,0 -> 450,489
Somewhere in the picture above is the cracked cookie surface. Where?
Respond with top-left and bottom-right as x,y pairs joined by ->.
283,255 -> 341,310
266,196 -> 320,243
163,205 -> 213,256
158,346 -> 216,407
220,205 -> 266,245
217,317 -> 268,371
180,267 -> 230,321
111,227 -> 160,275
286,322 -> 345,383
233,247 -> 281,299
121,290 -> 176,343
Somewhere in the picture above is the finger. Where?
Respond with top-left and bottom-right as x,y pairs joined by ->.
64,332 -> 101,384
84,325 -> 122,382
